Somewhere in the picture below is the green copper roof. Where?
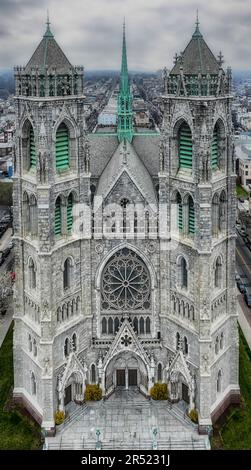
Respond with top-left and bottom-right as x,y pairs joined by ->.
117,21 -> 134,143
24,17 -> 73,74
170,16 -> 219,76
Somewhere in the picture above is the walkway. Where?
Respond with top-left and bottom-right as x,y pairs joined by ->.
45,389 -> 210,450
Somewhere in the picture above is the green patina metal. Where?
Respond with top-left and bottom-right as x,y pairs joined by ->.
179,122 -> 193,169
56,123 -> 69,170
211,125 -> 219,169
67,193 -> 73,232
117,21 -> 134,143
54,198 -> 61,236
30,126 -> 36,167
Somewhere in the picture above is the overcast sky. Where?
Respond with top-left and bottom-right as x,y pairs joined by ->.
0,0 -> 250,72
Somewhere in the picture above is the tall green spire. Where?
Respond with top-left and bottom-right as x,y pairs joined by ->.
117,20 -> 134,143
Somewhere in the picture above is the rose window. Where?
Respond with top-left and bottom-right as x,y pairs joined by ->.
101,248 -> 151,311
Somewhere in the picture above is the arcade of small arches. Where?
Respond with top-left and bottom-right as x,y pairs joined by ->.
101,316 -> 152,336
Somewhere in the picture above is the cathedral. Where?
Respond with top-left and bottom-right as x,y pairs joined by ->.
12,16 -> 240,436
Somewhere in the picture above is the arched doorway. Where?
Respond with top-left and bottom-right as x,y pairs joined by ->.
64,372 -> 83,406
105,351 -> 149,395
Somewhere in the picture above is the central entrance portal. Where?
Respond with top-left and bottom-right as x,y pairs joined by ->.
106,351 -> 149,395
116,369 -> 126,386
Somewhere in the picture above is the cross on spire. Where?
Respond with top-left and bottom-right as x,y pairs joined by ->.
44,9 -> 54,38
193,9 -> 202,38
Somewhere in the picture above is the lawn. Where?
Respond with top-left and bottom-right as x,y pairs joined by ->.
0,323 -> 41,449
212,329 -> 251,450
236,184 -> 249,199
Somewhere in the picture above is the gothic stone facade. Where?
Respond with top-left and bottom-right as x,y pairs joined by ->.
12,22 -> 240,433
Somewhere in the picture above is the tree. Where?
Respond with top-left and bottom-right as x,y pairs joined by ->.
0,271 -> 12,315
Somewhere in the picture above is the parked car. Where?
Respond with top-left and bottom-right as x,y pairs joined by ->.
239,228 -> 247,237
239,198 -> 245,203
244,286 -> 251,307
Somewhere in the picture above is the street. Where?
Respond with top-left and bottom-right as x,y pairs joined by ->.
236,232 -> 251,348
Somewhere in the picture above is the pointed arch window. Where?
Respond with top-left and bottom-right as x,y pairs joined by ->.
180,257 -> 188,289
63,258 -> 72,290
212,123 -> 220,170
31,372 -> 37,395
179,122 -> 193,169
157,363 -> 163,382
133,317 -> 138,333
55,197 -> 62,236
146,317 -> 151,334
108,317 -> 113,334
102,317 -> 107,334
139,317 -> 145,334
91,364 -> 96,384
64,338 -> 70,357
214,257 -> 222,289
217,370 -> 222,393
114,317 -> 120,333
28,258 -> 36,289
56,123 -> 69,170
72,333 -> 77,352
176,332 -> 180,350
183,336 -> 188,355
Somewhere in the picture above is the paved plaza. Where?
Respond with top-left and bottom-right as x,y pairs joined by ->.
45,389 -> 210,450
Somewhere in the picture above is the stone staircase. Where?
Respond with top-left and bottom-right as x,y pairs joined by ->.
45,389 -> 210,451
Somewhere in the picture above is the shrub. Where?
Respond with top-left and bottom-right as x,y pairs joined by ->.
84,384 -> 102,401
189,409 -> 198,423
54,410 -> 65,425
150,383 -> 168,400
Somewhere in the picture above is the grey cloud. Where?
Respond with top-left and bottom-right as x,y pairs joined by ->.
0,0 -> 250,72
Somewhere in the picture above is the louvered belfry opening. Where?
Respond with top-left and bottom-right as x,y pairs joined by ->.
179,122 -> 193,169
67,193 -> 73,233
29,126 -> 36,167
177,193 -> 183,231
55,197 -> 61,235
188,196 -> 195,234
56,123 -> 69,170
211,124 -> 219,169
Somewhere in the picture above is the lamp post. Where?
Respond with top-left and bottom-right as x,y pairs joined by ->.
152,427 -> 158,450
96,429 -> 101,450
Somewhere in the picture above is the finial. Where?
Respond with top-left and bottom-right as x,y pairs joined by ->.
174,53 -> 179,65
217,51 -> 224,67
47,9 -> 50,28
44,9 -> 54,38
196,9 -> 199,29
193,9 -> 202,38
